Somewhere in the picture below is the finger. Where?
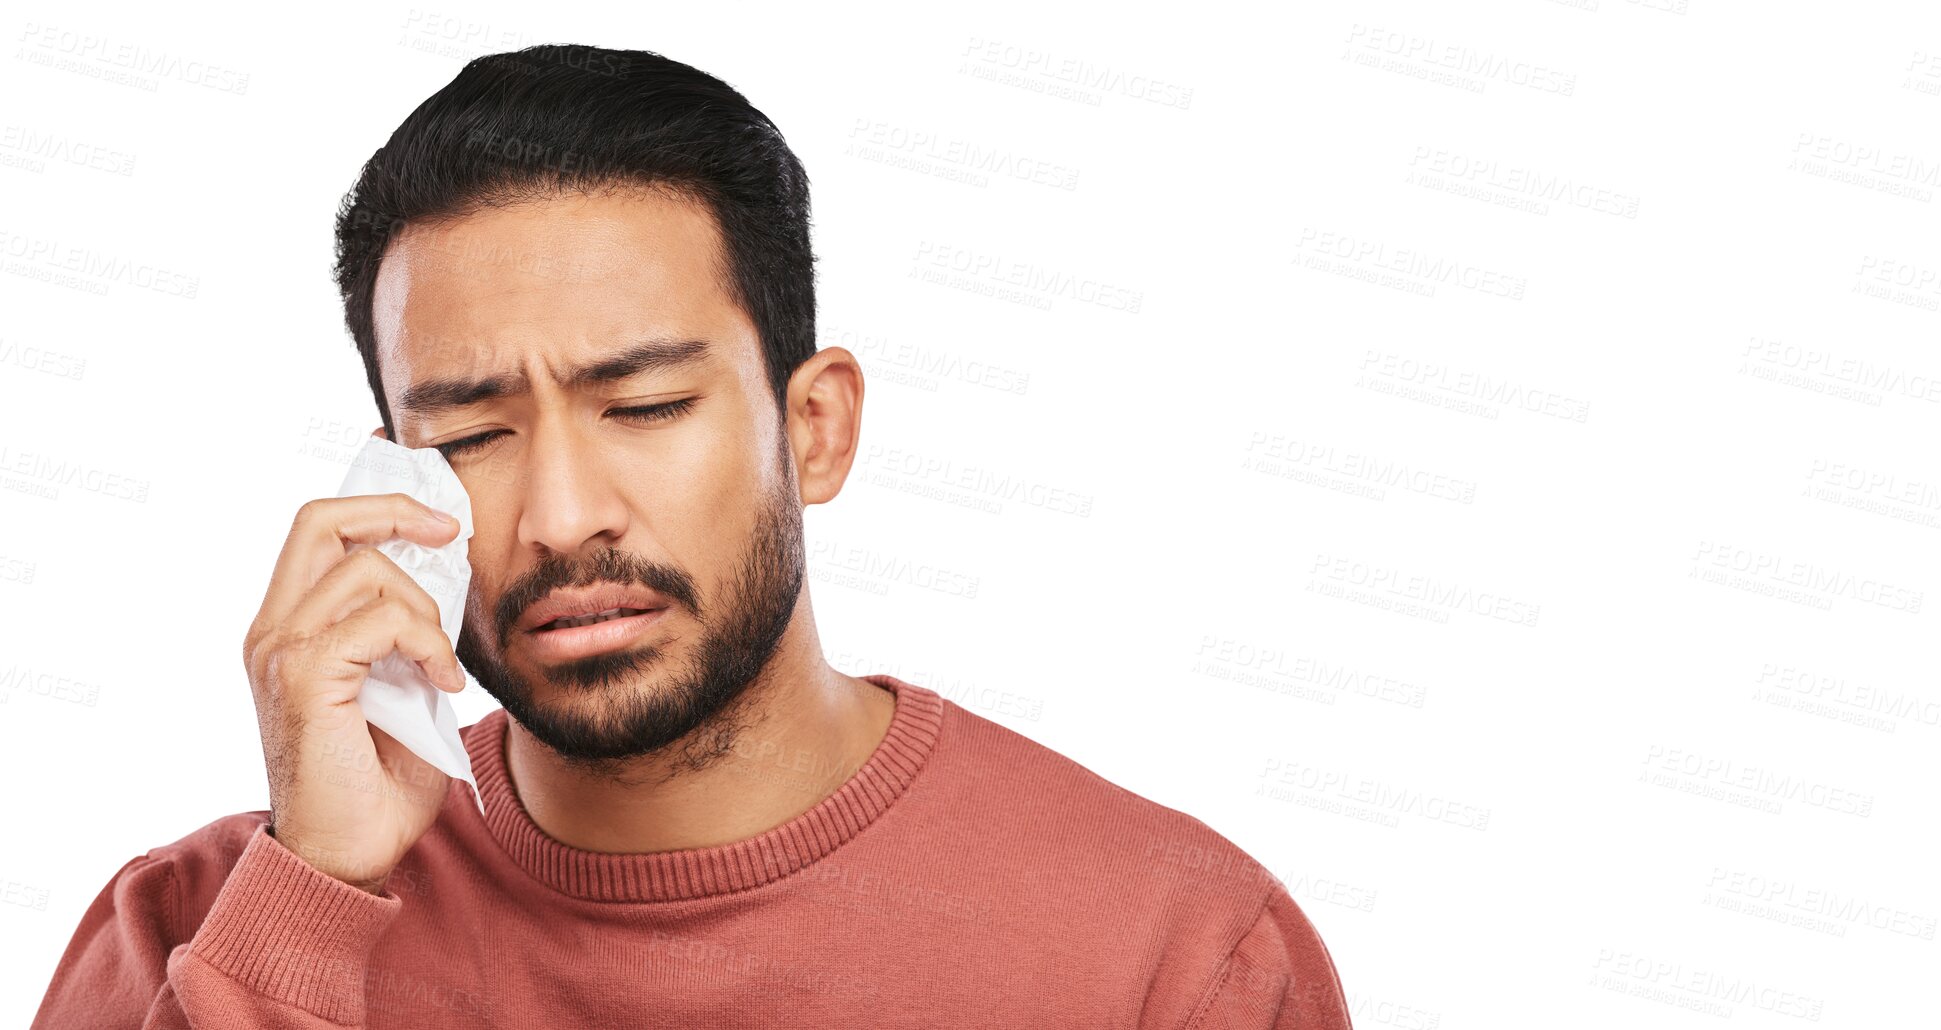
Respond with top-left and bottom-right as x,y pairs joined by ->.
251,493 -> 460,641
286,595 -> 464,707
281,546 -> 445,641
368,723 -> 451,811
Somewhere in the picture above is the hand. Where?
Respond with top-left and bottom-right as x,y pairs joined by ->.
240,492 -> 467,894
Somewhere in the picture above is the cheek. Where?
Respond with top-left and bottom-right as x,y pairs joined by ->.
460,555 -> 507,635
629,437 -> 764,563
628,409 -> 770,540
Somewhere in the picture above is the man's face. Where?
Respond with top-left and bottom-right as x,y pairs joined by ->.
372,186 -> 805,771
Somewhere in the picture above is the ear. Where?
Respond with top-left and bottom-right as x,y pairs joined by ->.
784,347 -> 864,506
373,426 -> 389,441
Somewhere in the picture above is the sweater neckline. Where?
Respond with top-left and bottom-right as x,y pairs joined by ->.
464,673 -> 944,903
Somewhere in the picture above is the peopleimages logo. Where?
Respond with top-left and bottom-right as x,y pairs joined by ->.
0,228 -> 199,298
15,23 -> 250,94
1690,541 -> 1923,614
1343,23 -> 1577,96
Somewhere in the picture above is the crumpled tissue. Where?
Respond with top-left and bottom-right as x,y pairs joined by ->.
333,434 -> 483,815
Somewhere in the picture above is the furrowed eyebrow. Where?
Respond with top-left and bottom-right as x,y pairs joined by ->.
398,338 -> 711,419
566,338 -> 710,390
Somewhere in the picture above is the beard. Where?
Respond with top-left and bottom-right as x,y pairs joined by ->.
454,453 -> 805,779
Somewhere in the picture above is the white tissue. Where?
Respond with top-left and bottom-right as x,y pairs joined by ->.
333,434 -> 483,816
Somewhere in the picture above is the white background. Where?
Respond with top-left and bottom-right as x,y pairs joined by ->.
3,1 -> 1937,1026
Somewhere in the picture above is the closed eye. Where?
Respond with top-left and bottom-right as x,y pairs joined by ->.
432,397 -> 699,460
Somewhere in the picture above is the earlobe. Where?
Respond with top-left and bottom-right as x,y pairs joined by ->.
373,426 -> 389,442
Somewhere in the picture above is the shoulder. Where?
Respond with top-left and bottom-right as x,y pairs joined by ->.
923,695 -> 1347,1024
1188,883 -> 1353,1029
935,694 -> 1278,893
928,694 -> 1290,923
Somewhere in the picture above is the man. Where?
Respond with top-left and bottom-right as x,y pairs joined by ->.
32,44 -> 1351,1029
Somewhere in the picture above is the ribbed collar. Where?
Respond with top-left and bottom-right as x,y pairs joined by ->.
464,673 -> 944,903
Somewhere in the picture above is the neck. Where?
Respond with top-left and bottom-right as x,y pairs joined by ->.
501,612 -> 896,855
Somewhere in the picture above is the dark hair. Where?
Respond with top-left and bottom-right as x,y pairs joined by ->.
332,44 -> 817,438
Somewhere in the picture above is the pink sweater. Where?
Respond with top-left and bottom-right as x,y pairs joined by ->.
32,674 -> 1352,1028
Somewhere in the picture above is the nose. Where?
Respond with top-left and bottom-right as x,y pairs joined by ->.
514,409 -> 631,556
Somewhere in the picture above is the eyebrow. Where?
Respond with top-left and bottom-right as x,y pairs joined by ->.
398,338 -> 711,420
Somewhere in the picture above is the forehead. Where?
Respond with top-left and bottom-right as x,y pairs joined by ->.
372,187 -> 749,402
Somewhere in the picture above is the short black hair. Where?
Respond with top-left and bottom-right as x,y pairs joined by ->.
332,44 -> 817,438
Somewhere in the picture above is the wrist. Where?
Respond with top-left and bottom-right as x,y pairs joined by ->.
267,822 -> 394,895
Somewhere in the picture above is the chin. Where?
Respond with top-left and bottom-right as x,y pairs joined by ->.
523,640 -> 672,693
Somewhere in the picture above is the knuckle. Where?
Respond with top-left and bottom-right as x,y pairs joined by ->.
243,641 -> 268,687
351,547 -> 391,572
262,645 -> 293,692
249,625 -> 285,667
379,594 -> 415,621
267,631 -> 321,684
243,615 -> 275,659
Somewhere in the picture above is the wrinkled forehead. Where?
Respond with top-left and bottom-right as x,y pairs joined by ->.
370,189 -> 750,407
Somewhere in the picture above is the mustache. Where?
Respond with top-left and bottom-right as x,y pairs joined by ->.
493,547 -> 701,636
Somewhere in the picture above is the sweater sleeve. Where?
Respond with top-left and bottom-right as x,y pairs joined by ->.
1181,883 -> 1354,1030
31,823 -> 405,1029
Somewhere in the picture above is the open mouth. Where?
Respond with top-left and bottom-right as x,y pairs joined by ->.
534,606 -> 659,632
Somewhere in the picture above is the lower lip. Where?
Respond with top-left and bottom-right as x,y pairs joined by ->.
521,608 -> 668,662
